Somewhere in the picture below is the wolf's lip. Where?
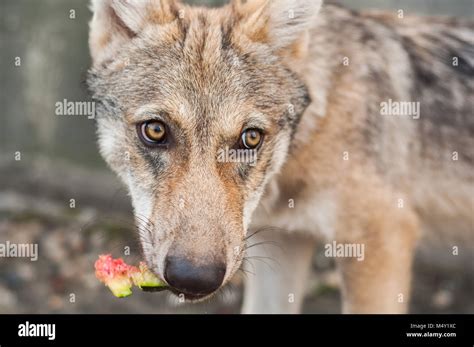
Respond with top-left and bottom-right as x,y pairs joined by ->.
140,286 -> 169,293
168,288 -> 210,301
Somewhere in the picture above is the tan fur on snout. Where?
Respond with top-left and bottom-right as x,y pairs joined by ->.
89,0 -> 474,311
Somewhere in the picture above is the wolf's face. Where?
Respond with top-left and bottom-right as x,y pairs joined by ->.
88,0 -> 320,300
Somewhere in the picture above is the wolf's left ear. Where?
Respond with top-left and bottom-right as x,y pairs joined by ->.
89,0 -> 178,66
233,0 -> 322,58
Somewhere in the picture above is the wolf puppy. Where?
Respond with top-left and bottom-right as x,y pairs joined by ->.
88,0 -> 474,313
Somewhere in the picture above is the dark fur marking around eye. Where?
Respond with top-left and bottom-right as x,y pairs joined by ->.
237,163 -> 252,181
178,17 -> 189,45
285,83 -> 311,136
137,145 -> 167,177
237,155 -> 270,184
220,22 -> 234,51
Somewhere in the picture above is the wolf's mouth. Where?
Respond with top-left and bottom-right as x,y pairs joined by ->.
140,286 -> 169,293
167,287 -> 212,301
115,277 -> 209,301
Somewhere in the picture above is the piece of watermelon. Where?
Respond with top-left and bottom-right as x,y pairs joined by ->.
95,254 -> 166,298
131,262 -> 167,290
95,254 -> 133,298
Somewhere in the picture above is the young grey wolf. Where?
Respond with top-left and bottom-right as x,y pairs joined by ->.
87,0 -> 474,313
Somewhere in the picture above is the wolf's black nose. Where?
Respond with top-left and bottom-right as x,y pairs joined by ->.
164,256 -> 226,297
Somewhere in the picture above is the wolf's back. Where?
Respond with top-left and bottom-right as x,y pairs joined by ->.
374,13 -> 474,163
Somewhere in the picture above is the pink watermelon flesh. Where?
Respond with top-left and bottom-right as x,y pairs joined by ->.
95,254 -> 166,298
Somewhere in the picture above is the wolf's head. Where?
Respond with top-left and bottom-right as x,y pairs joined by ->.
88,0 -> 320,300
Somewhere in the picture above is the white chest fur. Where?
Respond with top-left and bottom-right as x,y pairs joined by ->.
250,179 -> 338,240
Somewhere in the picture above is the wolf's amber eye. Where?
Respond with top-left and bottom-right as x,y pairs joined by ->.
139,121 -> 167,145
241,129 -> 263,150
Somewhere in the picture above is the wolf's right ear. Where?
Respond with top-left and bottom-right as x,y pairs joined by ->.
233,0 -> 322,59
89,0 -> 178,66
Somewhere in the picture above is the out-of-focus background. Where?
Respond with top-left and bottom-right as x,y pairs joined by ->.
0,0 -> 473,313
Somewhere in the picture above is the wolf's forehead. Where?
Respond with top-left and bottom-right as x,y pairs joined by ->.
96,11 -> 277,130
125,24 -> 258,123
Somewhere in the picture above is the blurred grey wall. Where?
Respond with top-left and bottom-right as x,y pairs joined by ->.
1,0 -> 473,204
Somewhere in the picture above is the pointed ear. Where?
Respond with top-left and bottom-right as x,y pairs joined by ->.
233,0 -> 322,58
89,0 -> 178,66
